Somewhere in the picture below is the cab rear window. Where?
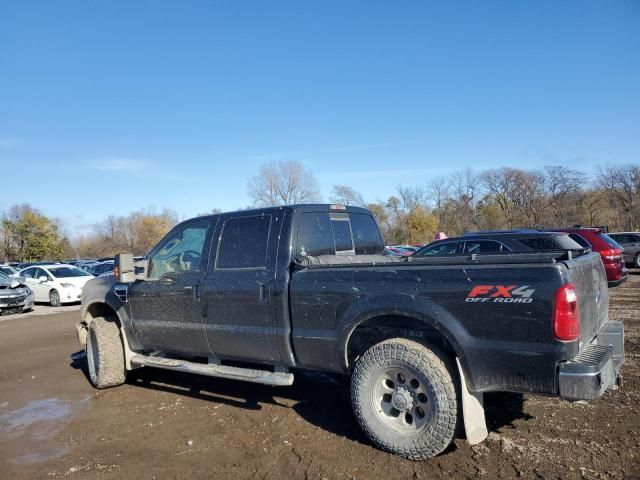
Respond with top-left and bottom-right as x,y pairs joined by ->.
297,212 -> 383,257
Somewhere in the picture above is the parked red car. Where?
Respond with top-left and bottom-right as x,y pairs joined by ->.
547,227 -> 628,287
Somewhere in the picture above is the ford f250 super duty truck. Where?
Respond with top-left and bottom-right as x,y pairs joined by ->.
77,204 -> 624,460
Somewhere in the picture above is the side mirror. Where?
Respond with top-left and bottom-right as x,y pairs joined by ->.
292,256 -> 312,268
38,276 -> 49,283
134,258 -> 148,279
114,253 -> 136,283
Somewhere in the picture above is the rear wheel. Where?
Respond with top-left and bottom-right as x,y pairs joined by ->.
351,338 -> 458,460
86,317 -> 126,389
634,253 -> 640,268
49,289 -> 61,307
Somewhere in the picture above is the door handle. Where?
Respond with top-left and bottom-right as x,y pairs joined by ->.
184,284 -> 200,299
258,282 -> 270,304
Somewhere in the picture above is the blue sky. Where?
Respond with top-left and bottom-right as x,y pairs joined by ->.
1,1 -> 639,236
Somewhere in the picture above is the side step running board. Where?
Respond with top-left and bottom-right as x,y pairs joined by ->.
130,354 -> 294,386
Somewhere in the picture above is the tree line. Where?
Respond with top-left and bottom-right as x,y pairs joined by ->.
0,205 -> 178,262
1,161 -> 638,262
248,161 -> 640,245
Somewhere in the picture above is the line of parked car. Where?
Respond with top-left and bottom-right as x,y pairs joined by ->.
0,256 -> 143,315
386,226 -> 636,288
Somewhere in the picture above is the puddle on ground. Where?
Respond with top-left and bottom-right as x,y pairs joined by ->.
0,396 -> 91,465
0,398 -> 72,430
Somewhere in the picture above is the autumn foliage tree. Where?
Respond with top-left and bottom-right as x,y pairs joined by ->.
1,204 -> 67,261
73,209 -> 179,258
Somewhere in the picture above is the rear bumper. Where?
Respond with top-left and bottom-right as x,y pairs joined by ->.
558,321 -> 624,401
607,274 -> 628,287
604,263 -> 628,287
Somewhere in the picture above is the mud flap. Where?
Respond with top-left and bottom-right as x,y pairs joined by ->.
456,357 -> 488,445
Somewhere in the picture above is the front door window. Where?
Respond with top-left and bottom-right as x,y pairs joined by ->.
147,224 -> 208,279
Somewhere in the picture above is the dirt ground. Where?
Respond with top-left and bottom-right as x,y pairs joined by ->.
1,274 -> 639,480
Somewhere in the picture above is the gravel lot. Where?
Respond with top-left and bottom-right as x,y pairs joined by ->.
0,303 -> 81,322
0,274 -> 638,479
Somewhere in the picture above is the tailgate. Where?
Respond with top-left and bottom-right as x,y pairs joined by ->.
561,253 -> 609,344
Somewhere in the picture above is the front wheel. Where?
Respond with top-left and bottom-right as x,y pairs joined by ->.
351,338 -> 458,460
634,253 -> 640,268
49,289 -> 61,307
86,317 -> 126,389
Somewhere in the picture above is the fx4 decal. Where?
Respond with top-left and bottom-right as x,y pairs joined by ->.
466,285 -> 535,303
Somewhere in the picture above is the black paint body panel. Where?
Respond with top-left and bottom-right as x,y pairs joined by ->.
85,205 -> 609,396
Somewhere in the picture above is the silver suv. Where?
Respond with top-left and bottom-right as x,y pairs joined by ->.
608,232 -> 640,267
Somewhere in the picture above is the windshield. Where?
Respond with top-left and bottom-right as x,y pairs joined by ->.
0,272 -> 8,280
48,266 -> 92,278
0,266 -> 17,276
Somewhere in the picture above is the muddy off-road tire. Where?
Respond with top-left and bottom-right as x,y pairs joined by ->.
351,338 -> 458,460
86,317 -> 126,389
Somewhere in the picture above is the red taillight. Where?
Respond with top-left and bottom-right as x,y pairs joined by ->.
553,284 -> 580,342
600,249 -> 622,262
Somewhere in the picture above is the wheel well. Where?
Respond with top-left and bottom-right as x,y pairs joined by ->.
84,302 -> 120,326
346,315 -> 456,370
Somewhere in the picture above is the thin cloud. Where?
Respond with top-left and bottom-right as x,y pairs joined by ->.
89,157 -> 151,172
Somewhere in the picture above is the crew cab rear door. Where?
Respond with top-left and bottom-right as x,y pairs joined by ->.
203,212 -> 283,364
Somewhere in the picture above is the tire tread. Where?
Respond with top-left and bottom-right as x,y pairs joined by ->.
87,317 -> 126,389
351,338 -> 457,460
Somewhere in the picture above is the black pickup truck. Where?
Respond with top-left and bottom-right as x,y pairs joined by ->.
77,204 -> 624,460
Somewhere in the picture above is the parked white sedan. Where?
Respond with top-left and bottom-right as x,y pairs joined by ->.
18,264 -> 94,306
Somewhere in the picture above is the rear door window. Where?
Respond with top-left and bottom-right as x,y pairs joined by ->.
548,235 -> 583,250
464,240 -> 504,253
516,237 -> 560,250
614,234 -> 636,244
216,215 -> 271,270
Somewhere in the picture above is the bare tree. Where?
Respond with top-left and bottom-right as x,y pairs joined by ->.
330,185 -> 366,206
450,169 -> 480,231
425,176 -> 451,230
596,164 -> 640,230
248,161 -> 321,206
582,189 -> 606,226
544,166 -> 585,226
395,185 -> 428,212
480,168 -> 531,228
